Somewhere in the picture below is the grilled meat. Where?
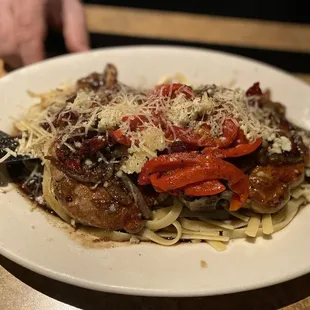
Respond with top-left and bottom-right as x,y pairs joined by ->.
49,164 -> 145,233
249,163 -> 304,213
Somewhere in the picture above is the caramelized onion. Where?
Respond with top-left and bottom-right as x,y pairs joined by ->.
120,174 -> 152,219
46,156 -> 114,184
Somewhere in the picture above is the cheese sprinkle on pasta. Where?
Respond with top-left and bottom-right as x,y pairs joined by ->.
2,83 -> 291,173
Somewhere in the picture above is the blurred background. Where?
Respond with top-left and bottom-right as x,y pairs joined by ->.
42,0 -> 310,77
85,1 -> 310,22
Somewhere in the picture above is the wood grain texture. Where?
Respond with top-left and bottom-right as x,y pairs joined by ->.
0,255 -> 309,310
282,297 -> 310,310
0,59 -> 5,77
85,5 -> 310,53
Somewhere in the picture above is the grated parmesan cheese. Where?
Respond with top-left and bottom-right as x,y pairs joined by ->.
7,78 -> 295,174
121,127 -> 166,173
268,135 -> 292,155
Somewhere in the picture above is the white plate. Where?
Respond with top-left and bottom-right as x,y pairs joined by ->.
0,45 -> 310,297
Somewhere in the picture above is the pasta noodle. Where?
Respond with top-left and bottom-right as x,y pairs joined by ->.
245,213 -> 261,237
227,210 -> 250,222
262,214 -> 274,235
179,218 -> 221,235
42,165 -> 72,224
207,241 -> 227,252
140,221 -> 183,246
145,199 -> 182,231
80,193 -> 309,251
197,217 -> 235,231
223,197 -> 306,240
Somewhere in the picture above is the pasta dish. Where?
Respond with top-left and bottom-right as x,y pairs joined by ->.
2,64 -> 310,251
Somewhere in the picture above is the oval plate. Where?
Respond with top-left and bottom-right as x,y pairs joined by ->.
0,46 -> 310,297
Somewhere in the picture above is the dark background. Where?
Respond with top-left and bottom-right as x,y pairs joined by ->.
83,0 -> 310,23
45,1 -> 310,74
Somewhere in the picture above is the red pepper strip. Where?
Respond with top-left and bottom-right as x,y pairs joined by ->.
64,158 -> 82,172
154,83 -> 194,99
139,148 -> 257,185
149,167 -> 204,192
229,193 -> 243,211
121,115 -> 150,130
202,137 -> 262,158
168,119 -> 238,148
122,114 -> 166,132
55,148 -> 66,161
138,152 -> 202,185
229,176 -> 249,211
152,112 -> 167,128
234,128 -> 248,145
214,119 -> 239,148
112,129 -> 131,146
79,136 -> 107,156
246,82 -> 263,97
183,179 -> 226,196
171,126 -> 216,147
149,162 -> 248,208
144,155 -> 249,208
148,158 -> 244,192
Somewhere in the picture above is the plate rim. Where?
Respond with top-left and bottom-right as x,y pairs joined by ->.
1,238 -> 309,297
2,44 -> 310,89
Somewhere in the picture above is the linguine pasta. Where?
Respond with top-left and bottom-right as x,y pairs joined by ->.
81,194 -> 308,251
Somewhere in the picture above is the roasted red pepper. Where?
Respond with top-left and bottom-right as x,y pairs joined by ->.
112,129 -> 131,146
64,157 -> 82,172
153,83 -> 194,99
79,136 -> 107,156
148,158 -> 244,192
169,125 -> 216,147
246,82 -> 263,97
139,151 -> 250,211
166,119 -> 238,148
202,137 -> 262,158
229,176 -> 250,210
214,119 -> 239,148
138,152 -> 201,185
234,128 -> 248,145
121,115 -> 150,131
183,179 -> 226,196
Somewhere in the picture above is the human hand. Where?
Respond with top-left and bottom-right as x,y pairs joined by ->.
0,0 -> 89,67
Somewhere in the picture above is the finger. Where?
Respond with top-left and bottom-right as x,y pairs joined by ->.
62,0 -> 89,52
12,0 -> 46,65
0,0 -> 18,57
46,0 -> 63,30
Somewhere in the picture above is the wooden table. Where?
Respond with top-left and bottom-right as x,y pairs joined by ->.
1,4 -> 310,309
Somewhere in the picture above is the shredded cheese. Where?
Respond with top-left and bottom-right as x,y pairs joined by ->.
6,77 -> 300,173
97,84 -> 287,173
268,135 -> 292,154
